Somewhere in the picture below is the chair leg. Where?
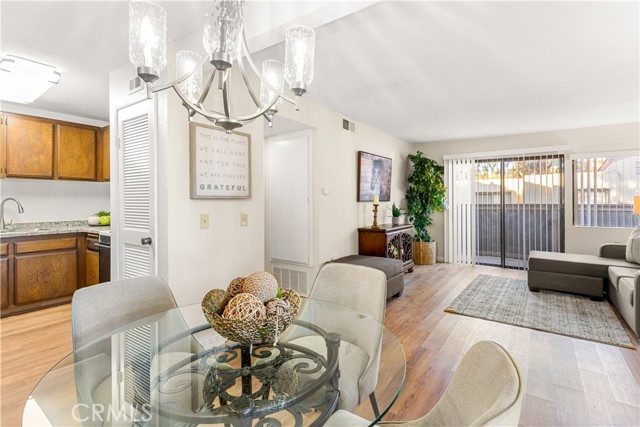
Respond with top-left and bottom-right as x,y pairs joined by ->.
369,392 -> 381,418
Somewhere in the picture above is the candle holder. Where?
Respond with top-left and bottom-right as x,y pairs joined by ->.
372,203 -> 380,229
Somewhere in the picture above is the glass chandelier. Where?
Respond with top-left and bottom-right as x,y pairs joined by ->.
128,0 -> 315,133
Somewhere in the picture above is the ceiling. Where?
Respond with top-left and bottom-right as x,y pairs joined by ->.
2,1 -> 638,142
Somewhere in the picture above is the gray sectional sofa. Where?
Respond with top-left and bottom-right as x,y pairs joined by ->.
528,243 -> 639,338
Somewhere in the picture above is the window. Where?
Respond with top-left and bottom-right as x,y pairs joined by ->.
573,155 -> 640,228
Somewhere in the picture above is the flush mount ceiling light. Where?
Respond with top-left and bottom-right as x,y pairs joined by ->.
0,55 -> 60,104
129,0 -> 315,133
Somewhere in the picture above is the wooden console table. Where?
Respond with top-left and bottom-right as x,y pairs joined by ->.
358,224 -> 415,273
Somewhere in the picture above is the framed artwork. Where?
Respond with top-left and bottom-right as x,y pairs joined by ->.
190,122 -> 251,199
357,151 -> 392,202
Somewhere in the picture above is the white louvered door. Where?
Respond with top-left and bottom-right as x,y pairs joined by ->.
115,100 -> 156,279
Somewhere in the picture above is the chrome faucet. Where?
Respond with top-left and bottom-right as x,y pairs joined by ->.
1,198 -> 25,230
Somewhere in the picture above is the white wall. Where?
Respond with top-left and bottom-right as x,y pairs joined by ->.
416,122 -> 640,258
0,179 -> 109,223
0,105 -> 110,224
109,37 -> 267,306
109,28 -> 413,304
269,94 -> 413,283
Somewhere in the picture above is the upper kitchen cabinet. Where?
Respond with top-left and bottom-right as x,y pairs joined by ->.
0,117 -> 5,178
56,124 -> 97,181
4,114 -> 54,179
0,112 -> 109,182
102,126 -> 110,181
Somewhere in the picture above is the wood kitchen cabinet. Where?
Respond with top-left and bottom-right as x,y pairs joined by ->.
14,237 -> 78,305
4,114 -> 55,179
0,117 -> 6,178
57,124 -> 98,180
0,112 -> 107,182
1,242 -> 9,309
102,126 -> 110,181
85,234 -> 99,287
358,224 -> 415,273
0,233 -> 91,317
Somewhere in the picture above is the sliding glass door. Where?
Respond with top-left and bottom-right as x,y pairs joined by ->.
475,155 -> 565,269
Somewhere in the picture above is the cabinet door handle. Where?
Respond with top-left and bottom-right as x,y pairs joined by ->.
141,237 -> 152,246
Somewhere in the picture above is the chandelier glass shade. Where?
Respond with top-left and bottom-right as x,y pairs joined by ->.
284,25 -> 315,95
260,59 -> 284,115
203,0 -> 245,70
175,51 -> 203,104
128,0 -> 315,133
129,1 -> 167,83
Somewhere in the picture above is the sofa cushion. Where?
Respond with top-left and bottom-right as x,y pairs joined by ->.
625,227 -> 640,264
332,255 -> 403,279
608,266 -> 639,290
528,250 -> 639,278
618,277 -> 635,308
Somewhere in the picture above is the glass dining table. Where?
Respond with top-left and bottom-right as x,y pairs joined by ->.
24,298 -> 406,426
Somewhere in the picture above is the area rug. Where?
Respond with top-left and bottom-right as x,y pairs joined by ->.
445,274 -> 634,348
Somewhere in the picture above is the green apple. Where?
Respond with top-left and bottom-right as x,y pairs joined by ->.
99,215 -> 110,225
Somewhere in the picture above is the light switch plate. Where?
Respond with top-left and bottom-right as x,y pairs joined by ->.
200,213 -> 209,229
240,212 -> 248,226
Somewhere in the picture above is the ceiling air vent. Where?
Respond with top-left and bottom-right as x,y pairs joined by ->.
129,76 -> 144,94
342,118 -> 355,133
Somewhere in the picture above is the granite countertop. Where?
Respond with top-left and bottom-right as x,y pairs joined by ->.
0,220 -> 110,238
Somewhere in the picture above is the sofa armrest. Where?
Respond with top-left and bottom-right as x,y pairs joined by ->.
599,243 -> 626,259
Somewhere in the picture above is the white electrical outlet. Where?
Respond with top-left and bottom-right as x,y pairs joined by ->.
200,213 -> 209,229
240,212 -> 248,226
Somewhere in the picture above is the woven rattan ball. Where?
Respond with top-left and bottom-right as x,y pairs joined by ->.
222,293 -> 266,319
265,298 -> 291,318
226,277 -> 246,298
242,271 -> 278,303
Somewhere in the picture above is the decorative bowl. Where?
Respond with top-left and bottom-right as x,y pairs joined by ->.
201,288 -> 301,345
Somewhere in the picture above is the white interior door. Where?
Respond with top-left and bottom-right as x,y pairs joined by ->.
115,100 -> 157,279
267,131 -> 312,266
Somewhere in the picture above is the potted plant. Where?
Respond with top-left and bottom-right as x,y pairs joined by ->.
391,202 -> 401,225
406,151 -> 446,265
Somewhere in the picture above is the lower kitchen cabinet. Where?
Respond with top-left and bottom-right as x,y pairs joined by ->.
85,233 -> 99,287
1,243 -> 8,309
0,232 -> 100,317
85,250 -> 99,287
15,250 -> 77,304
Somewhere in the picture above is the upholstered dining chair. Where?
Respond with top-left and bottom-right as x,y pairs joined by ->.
72,276 -> 198,425
325,340 -> 523,427
283,262 -> 388,412
72,275 -> 178,350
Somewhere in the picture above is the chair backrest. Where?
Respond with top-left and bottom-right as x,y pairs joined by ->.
309,263 -> 387,322
309,263 -> 388,406
71,275 -> 177,351
420,340 -> 523,427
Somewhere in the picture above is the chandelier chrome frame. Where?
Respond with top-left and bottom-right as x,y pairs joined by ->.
130,0 -> 315,133
145,35 -> 297,133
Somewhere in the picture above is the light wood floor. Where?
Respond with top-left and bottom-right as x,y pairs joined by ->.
1,264 -> 639,426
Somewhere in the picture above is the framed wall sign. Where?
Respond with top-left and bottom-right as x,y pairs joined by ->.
190,122 -> 251,199
357,151 -> 392,202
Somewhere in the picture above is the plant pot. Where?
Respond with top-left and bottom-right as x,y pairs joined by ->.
413,241 -> 436,265
87,215 -> 100,226
392,216 -> 400,225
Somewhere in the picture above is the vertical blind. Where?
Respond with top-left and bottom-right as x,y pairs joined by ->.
445,158 -> 476,265
573,154 -> 640,228
445,154 -> 565,270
